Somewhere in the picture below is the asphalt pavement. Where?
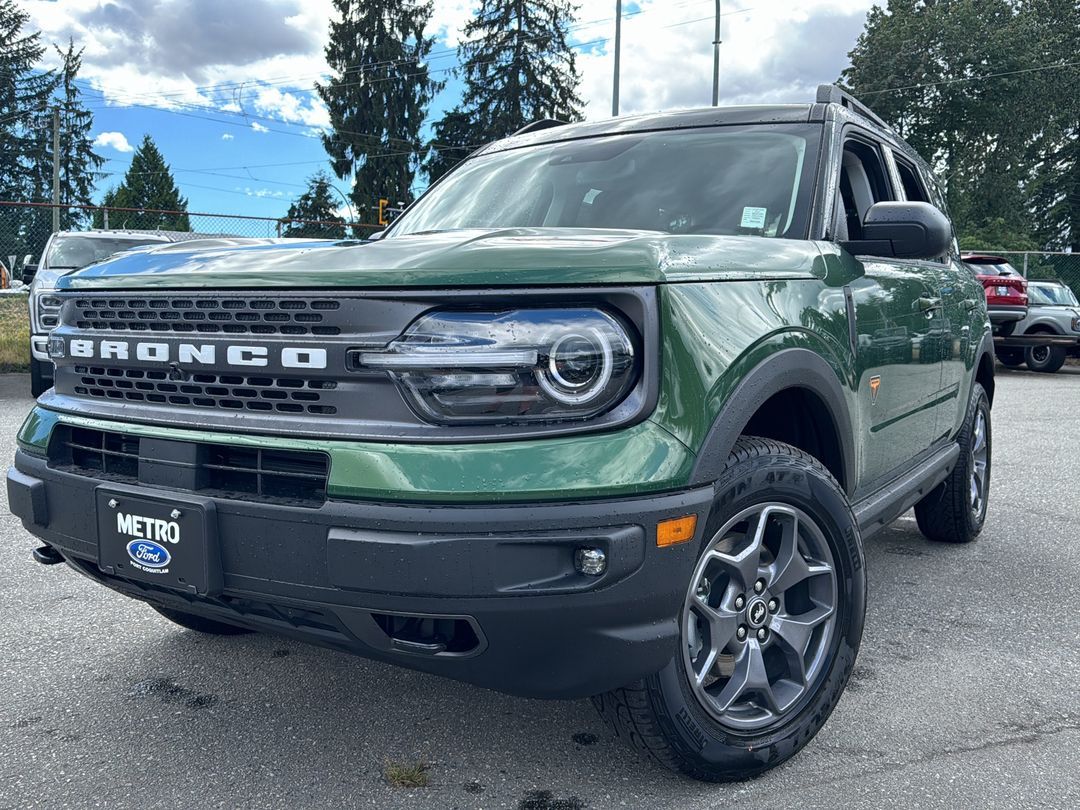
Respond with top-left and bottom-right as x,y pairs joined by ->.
1,366 -> 1079,809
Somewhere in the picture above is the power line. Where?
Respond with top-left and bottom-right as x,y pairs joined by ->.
859,59 -> 1080,96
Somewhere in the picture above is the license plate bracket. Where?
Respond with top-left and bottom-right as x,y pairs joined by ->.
96,487 -> 220,596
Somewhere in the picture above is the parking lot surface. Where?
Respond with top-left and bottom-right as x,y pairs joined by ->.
1,367 -> 1079,809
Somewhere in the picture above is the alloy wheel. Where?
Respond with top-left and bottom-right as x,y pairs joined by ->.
970,408 -> 989,518
682,503 -> 838,731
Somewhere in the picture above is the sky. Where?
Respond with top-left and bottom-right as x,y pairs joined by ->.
22,0 -> 876,223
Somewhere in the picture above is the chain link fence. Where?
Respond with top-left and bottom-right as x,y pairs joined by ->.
969,250 -> 1080,300
0,201 -> 383,285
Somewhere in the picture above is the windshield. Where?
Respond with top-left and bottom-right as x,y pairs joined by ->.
1029,283 -> 1079,306
394,125 -> 820,239
46,235 -> 166,270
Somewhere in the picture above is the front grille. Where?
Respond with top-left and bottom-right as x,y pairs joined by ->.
72,365 -> 339,415
70,296 -> 343,336
48,426 -> 329,507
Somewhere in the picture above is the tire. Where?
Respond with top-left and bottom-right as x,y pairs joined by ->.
914,382 -> 991,544
995,348 -> 1024,368
30,357 -> 50,397
152,605 -> 254,636
1024,342 -> 1066,373
593,437 -> 866,782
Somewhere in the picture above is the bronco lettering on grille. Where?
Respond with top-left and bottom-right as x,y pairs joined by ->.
64,339 -> 328,370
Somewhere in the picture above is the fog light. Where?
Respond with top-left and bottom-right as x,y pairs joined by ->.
47,335 -> 65,359
574,547 -> 607,576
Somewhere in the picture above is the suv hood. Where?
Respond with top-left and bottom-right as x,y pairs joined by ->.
56,228 -> 827,290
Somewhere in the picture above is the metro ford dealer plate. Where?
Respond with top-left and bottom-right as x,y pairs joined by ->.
96,488 -> 220,595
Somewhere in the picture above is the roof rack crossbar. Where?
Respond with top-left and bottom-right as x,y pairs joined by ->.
815,84 -> 891,130
512,118 -> 568,136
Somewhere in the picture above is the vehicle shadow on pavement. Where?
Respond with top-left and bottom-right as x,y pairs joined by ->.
8,517 -> 959,808
5,484 -> 1079,807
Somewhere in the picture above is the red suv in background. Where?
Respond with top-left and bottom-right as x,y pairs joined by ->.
963,253 -> 1028,335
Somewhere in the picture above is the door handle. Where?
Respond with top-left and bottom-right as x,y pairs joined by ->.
961,298 -> 978,311
917,297 -> 943,313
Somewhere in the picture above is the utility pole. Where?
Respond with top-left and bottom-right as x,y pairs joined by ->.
51,107 -> 60,233
612,0 -> 622,117
711,1 -> 721,106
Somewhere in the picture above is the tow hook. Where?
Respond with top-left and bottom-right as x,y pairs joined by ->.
32,545 -> 64,566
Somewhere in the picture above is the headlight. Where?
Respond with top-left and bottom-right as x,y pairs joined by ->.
1072,316 -> 1080,333
357,308 -> 638,424
35,293 -> 62,332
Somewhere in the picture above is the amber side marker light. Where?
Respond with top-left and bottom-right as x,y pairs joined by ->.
657,515 -> 697,547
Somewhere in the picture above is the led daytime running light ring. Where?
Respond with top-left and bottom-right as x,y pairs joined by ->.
539,327 -> 614,405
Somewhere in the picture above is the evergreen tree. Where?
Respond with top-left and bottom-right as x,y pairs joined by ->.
317,0 -> 441,216
91,135 -> 190,231
1025,0 -> 1080,250
0,0 -> 59,261
281,172 -> 348,239
425,0 -> 583,184
839,0 -> 1080,249
841,0 -> 1037,244
54,40 -> 104,229
422,109 -> 475,189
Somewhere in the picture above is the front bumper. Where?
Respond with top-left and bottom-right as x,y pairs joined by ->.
30,334 -> 50,362
8,450 -> 713,699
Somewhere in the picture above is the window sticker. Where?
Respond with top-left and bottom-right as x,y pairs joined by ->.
740,206 -> 768,229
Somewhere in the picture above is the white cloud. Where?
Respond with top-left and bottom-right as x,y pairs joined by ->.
23,0 -> 336,126
423,1 -> 873,118
248,85 -> 330,128
239,187 -> 287,199
221,132 -> 234,141
23,0 -> 875,139
574,0 -> 874,119
92,131 -> 134,152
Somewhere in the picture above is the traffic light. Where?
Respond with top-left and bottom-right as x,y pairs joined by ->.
378,198 -> 389,227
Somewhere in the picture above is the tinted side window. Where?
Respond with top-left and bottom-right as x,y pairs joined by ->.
836,138 -> 893,240
894,156 -> 929,203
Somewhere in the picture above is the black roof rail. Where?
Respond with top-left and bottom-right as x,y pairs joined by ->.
512,118 -> 568,136
815,84 -> 891,130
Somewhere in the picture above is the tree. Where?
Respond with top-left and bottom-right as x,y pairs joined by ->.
317,0 -> 441,216
422,109 -> 475,189
840,0 -> 1080,250
841,0 -> 1037,244
54,40 -> 104,229
281,172 -> 348,239
91,135 -> 190,231
424,0 -> 583,184
1025,0 -> 1080,250
0,0 -> 59,262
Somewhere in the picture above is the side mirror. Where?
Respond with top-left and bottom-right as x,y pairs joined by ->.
21,263 -> 38,285
843,202 -> 952,260
366,230 -> 386,241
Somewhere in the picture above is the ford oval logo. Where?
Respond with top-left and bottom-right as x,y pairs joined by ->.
126,539 -> 171,568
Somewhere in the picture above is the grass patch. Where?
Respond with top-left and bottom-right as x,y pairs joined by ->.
382,759 -> 430,788
0,295 -> 30,373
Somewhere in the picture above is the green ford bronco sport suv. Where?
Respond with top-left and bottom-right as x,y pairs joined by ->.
7,86 -> 994,781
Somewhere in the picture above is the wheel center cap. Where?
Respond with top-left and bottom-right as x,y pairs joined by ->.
746,597 -> 769,629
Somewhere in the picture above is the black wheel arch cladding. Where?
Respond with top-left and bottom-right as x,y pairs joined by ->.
689,348 -> 856,494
